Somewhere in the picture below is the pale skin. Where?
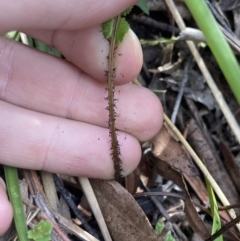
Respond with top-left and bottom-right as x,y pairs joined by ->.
0,0 -> 163,235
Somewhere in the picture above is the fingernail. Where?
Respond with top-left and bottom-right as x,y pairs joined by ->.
0,177 -> 6,191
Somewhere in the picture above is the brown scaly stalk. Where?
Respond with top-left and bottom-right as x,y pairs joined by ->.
106,15 -> 122,182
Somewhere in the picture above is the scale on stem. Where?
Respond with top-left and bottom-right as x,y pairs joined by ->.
102,8 -> 132,182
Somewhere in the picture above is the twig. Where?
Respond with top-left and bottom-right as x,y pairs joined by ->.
131,14 -> 180,34
206,0 -> 234,36
205,215 -> 240,241
79,177 -> 112,241
54,211 -> 99,241
134,192 -> 211,216
40,171 -> 59,212
171,57 -> 192,124
142,184 -> 169,220
53,174 -> 99,239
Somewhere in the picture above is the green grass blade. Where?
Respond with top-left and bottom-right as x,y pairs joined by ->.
184,0 -> 240,105
33,39 -> 61,57
4,31 -> 20,41
4,166 -> 29,241
205,177 -> 223,241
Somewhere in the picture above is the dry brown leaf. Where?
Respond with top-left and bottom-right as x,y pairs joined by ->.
181,176 -> 210,240
151,123 -> 198,177
187,119 -> 240,205
125,169 -> 140,194
90,179 -> 162,241
153,153 -> 185,189
219,140 -> 240,193
183,174 -> 209,205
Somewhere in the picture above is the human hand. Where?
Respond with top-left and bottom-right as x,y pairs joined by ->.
0,0 -> 163,235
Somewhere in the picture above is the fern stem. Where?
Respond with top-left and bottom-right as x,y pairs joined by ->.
107,15 -> 122,182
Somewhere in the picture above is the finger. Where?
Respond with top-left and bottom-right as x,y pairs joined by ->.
0,37 -> 162,141
0,178 -> 13,236
0,0 -> 137,33
0,101 -> 141,179
25,26 -> 143,84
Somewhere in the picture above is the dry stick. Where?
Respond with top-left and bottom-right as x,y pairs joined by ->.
206,0 -> 234,36
106,15 -> 123,182
79,177 -> 112,241
164,0 -> 240,230
53,211 -> 99,241
164,0 -> 240,145
205,215 -> 240,241
142,183 -> 169,220
171,57 -> 192,124
53,174 -> 99,239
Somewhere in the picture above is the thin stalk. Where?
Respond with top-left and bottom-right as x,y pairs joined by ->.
79,177 -> 112,241
4,166 -> 29,241
107,15 -> 122,182
184,0 -> 240,104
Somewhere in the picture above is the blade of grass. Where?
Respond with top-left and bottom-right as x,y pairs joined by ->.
4,31 -> 20,41
33,39 -> 61,57
184,0 -> 240,105
4,166 -> 29,241
205,176 -> 223,241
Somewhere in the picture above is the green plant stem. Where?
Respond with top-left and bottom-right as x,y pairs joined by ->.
184,0 -> 240,104
4,166 -> 29,241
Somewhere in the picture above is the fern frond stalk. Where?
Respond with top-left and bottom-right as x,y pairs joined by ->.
106,15 -> 122,182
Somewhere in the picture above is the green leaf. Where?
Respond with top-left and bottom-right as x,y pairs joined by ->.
136,0 -> 149,15
155,221 -> 165,234
116,18 -> 130,44
27,220 -> 53,241
102,19 -> 114,40
102,8 -> 131,43
121,7 -> 132,16
155,221 -> 176,241
205,178 -> 223,241
165,231 -> 176,241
